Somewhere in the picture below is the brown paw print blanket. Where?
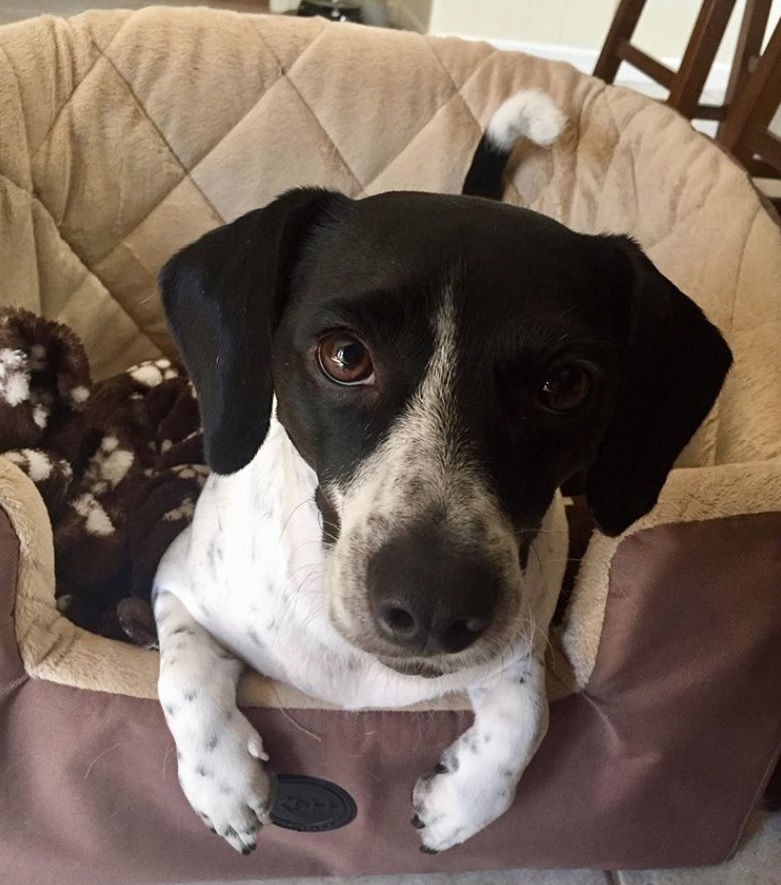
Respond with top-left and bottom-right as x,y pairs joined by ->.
0,307 -> 206,646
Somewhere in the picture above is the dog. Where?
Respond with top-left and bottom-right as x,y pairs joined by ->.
152,89 -> 732,855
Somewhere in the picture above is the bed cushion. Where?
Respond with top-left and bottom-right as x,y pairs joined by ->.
1,9 -> 781,883
0,9 -> 779,471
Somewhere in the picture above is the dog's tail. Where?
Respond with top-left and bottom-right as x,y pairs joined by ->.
462,89 -> 565,200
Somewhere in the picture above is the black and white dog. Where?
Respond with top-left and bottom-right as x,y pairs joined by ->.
152,90 -> 732,855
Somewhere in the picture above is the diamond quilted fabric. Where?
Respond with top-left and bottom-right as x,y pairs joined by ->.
0,6 -> 780,468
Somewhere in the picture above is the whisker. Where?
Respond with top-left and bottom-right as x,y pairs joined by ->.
278,496 -> 316,542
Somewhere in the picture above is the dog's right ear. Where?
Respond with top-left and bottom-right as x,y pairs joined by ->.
159,188 -> 347,475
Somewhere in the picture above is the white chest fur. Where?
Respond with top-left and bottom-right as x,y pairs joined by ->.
154,418 -> 567,710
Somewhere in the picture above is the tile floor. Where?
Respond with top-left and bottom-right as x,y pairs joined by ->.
1,1 -> 779,882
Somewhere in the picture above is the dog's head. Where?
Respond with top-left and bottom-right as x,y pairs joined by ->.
161,188 -> 732,673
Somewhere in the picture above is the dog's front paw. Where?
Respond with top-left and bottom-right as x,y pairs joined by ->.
177,713 -> 272,854
411,741 -> 517,852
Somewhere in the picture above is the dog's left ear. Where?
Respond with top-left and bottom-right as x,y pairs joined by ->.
159,188 -> 347,475
585,237 -> 733,536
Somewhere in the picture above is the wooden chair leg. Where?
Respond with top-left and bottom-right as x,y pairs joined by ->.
666,0 -> 739,118
719,0 -> 773,129
719,17 -> 781,170
593,0 -> 648,84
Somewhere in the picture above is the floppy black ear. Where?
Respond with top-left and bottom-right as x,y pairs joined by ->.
159,188 -> 346,475
585,238 -> 733,536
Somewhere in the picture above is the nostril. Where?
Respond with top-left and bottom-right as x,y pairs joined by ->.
463,617 -> 489,634
383,606 -> 416,635
442,616 -> 489,653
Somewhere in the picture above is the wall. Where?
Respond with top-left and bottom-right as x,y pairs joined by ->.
400,0 -> 779,68
388,0 -> 432,31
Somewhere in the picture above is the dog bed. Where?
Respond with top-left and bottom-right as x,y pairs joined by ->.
1,9 -> 780,885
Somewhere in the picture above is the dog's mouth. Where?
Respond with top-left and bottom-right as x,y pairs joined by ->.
375,656 -> 446,679
333,616 -> 508,678
331,617 -> 461,675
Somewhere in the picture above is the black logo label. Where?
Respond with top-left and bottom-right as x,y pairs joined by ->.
270,774 -> 357,833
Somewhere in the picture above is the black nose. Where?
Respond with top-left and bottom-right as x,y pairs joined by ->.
367,531 -> 499,655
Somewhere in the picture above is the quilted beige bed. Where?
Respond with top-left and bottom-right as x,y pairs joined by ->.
0,5 -> 779,470
1,5 -> 780,700
1,9 -> 781,882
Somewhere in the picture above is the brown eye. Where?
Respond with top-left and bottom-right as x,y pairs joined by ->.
317,331 -> 375,386
536,365 -> 591,413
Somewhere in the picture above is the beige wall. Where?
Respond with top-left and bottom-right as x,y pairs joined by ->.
388,0 -> 432,31
405,0 -> 780,65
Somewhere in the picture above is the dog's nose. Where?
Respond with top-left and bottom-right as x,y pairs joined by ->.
375,600 -> 490,654
367,532 -> 499,655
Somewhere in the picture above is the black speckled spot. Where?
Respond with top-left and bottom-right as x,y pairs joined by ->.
411,814 -> 425,829
196,766 -> 214,778
163,703 -> 178,718
499,766 -> 515,780
206,734 -> 220,751
433,762 -> 448,775
219,782 -> 233,796
184,688 -> 199,702
224,825 -> 238,839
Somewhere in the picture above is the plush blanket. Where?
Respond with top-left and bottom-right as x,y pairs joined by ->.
0,307 -> 206,645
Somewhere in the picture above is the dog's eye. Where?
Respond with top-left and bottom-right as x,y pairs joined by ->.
317,332 -> 375,386
536,366 -> 591,413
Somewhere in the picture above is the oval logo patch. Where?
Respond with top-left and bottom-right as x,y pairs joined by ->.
270,774 -> 357,833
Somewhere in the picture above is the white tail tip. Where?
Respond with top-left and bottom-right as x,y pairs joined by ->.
486,89 -> 566,151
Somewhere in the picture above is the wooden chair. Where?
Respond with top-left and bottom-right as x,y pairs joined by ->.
594,0 -> 773,124
717,14 -> 781,185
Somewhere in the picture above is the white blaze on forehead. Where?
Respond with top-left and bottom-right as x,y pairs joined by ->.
337,285 -> 479,523
402,286 -> 464,478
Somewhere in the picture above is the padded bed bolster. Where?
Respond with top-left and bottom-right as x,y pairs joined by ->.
2,464 -> 781,883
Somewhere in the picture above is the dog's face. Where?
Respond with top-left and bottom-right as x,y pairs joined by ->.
160,189 -> 732,673
270,195 -> 624,672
